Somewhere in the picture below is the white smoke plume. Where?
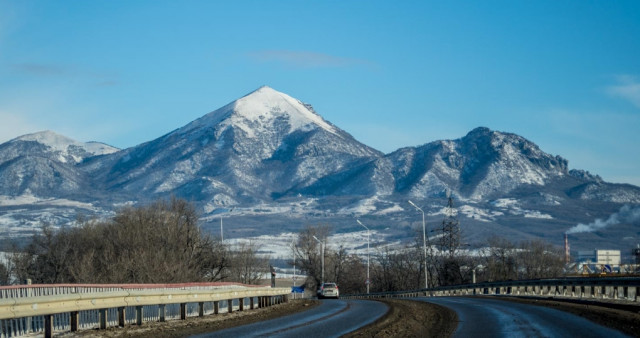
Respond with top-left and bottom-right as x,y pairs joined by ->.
566,205 -> 640,234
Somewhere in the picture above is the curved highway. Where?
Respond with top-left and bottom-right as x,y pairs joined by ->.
190,299 -> 388,338
417,297 -> 629,338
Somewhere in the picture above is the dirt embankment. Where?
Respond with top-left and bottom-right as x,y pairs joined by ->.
343,299 -> 458,338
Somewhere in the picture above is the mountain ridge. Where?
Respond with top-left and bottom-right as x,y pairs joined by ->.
0,87 -> 638,251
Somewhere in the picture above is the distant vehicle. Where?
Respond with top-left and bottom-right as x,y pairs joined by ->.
317,282 -> 339,299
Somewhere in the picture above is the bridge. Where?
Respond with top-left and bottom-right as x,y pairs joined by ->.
345,276 -> 640,301
1,277 -> 639,337
0,282 -> 290,338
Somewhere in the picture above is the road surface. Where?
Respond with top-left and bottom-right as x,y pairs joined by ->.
418,296 -> 629,338
190,299 -> 388,338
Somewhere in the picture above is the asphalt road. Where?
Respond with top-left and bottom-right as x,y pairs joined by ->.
190,299 -> 388,338
418,297 -> 630,338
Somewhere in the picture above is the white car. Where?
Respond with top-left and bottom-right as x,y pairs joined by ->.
317,282 -> 339,299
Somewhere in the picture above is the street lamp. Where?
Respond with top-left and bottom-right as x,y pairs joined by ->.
292,236 -> 297,299
312,235 -> 325,284
408,200 -> 429,289
220,207 -> 234,242
357,219 -> 370,294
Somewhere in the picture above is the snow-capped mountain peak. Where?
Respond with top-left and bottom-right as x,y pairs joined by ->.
184,86 -> 339,138
233,86 -> 338,136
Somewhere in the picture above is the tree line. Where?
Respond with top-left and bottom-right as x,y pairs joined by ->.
0,198 -> 268,285
292,225 -> 565,294
0,198 -> 565,294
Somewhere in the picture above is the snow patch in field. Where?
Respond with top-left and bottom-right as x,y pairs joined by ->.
457,205 -> 503,222
227,230 -> 392,260
0,194 -> 94,209
490,198 -> 553,220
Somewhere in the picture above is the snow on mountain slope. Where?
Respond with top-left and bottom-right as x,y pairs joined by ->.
10,130 -> 118,163
182,86 -> 339,139
88,86 -> 381,204
1,88 -> 639,251
388,127 -> 569,200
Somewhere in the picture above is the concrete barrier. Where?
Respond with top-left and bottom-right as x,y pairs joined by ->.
0,283 -> 290,338
342,277 -> 640,305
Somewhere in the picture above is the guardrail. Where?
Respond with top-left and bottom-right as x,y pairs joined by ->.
0,282 -> 291,338
344,277 -> 640,303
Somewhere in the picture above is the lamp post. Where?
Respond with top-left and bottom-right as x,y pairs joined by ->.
408,200 -> 429,289
312,235 -> 325,284
219,208 -> 234,242
292,236 -> 297,299
356,219 -> 370,294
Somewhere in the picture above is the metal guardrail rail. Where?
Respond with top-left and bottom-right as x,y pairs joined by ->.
0,282 -> 291,338
344,277 -> 640,303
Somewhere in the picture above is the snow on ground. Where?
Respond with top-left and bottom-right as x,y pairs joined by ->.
524,211 -> 553,219
491,198 -> 519,208
201,198 -> 319,222
0,194 -> 94,210
338,196 -> 379,215
226,229 -> 399,261
458,205 -> 503,222
374,203 -> 404,215
490,198 -> 553,219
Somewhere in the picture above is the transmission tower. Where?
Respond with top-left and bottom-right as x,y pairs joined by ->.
439,193 -> 460,258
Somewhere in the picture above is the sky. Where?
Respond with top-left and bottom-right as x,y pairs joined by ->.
1,1 -> 639,186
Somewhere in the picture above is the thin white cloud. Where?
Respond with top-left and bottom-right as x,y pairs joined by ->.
11,63 -> 69,76
247,50 -> 374,69
606,75 -> 640,109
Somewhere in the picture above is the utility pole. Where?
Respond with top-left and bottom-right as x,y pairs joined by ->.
357,219 -> 370,294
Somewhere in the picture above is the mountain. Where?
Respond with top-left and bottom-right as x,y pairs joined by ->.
0,131 -> 118,198
81,86 -> 381,207
0,87 -> 639,252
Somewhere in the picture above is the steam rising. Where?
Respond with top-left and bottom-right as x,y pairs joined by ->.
566,205 -> 640,234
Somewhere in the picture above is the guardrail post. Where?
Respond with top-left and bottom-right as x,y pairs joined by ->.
117,307 -> 126,327
99,308 -> 108,330
70,311 -> 79,331
250,297 -> 255,309
44,314 -> 54,338
228,299 -> 233,313
180,303 -> 187,320
159,304 -> 166,322
198,302 -> 205,317
214,301 -> 219,314
239,298 -> 244,311
136,306 -> 143,325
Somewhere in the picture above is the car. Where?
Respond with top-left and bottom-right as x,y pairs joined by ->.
317,282 -> 339,299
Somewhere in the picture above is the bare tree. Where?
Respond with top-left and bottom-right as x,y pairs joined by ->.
227,241 -> 269,284
293,224 -> 331,289
0,262 -> 9,285
479,236 -> 518,282
517,239 -> 564,279
10,198 -> 229,284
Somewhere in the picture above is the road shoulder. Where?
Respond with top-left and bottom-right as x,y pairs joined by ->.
343,299 -> 458,338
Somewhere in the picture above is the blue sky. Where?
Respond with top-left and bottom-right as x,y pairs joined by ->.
1,1 -> 639,185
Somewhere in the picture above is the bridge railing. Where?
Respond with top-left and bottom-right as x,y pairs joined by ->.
344,276 -> 640,303
0,282 -> 291,338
